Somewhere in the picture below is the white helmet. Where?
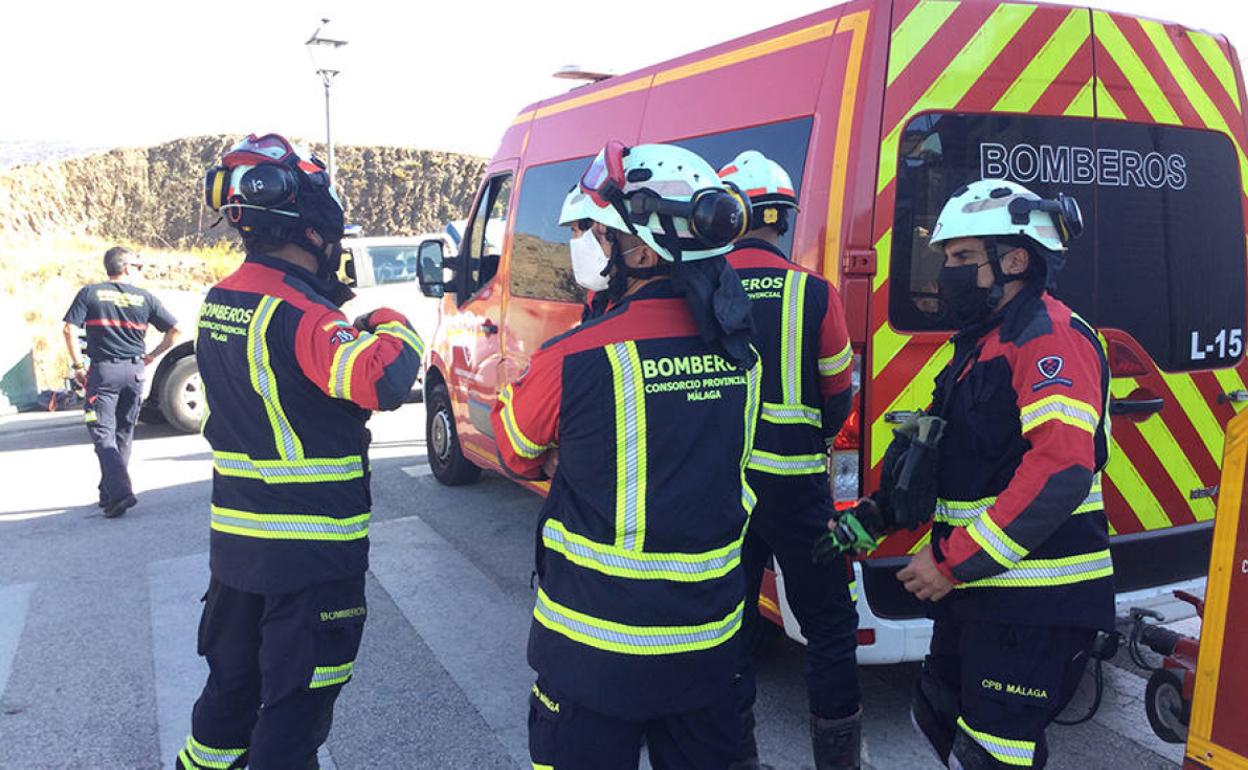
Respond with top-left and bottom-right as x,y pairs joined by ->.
717,150 -> 798,209
560,142 -> 748,262
928,179 -> 1083,253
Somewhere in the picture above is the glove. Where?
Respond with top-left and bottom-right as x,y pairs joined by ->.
353,311 -> 379,333
813,497 -> 886,563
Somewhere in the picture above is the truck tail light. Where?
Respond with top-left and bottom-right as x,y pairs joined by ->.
830,354 -> 862,506
1108,339 -> 1150,377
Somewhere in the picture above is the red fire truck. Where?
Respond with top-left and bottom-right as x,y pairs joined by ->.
415,0 -> 1248,663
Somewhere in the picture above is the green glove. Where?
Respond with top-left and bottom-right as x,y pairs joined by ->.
812,499 -> 884,563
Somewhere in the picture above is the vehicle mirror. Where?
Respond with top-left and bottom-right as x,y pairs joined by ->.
417,240 -> 448,298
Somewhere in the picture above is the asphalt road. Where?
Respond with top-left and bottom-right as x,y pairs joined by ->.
0,405 -> 1188,769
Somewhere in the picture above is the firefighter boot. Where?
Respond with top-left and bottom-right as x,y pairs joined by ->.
728,707 -> 774,770
911,675 -> 957,765
810,707 -> 862,769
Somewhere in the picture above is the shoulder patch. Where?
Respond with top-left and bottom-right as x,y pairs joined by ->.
1031,353 -> 1074,392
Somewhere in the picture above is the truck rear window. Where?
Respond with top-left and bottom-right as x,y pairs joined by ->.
891,112 -> 1246,372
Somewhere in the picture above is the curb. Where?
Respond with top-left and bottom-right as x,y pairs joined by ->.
0,410 -> 85,438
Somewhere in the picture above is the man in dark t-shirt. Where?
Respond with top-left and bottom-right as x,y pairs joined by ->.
62,246 -> 181,517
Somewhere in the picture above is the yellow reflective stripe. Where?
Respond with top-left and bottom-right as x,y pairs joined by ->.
887,0 -> 959,85
741,357 -> 762,514
1019,394 -> 1099,435
309,661 -> 354,688
1093,11 -> 1180,124
934,496 -> 996,525
959,550 -> 1114,589
1188,30 -> 1241,110
329,333 -> 381,402
957,717 -> 1035,767
1072,475 -> 1104,514
993,7 -> 1090,113
966,512 -> 1028,569
748,450 -> 826,476
1104,435 -> 1170,531
183,736 -> 245,769
1214,367 -> 1248,413
210,505 -> 369,541
1160,371 -> 1224,469
375,320 -> 425,358
84,411 -> 98,423
498,385 -> 552,459
780,272 -> 808,405
533,588 -> 742,656
212,450 -> 365,484
606,342 -> 647,551
872,227 -> 892,293
760,401 -> 821,426
542,519 -> 741,582
533,765 -> 554,770
1064,77 -> 1097,118
871,341 -> 953,468
819,342 -> 853,377
249,296 -> 303,460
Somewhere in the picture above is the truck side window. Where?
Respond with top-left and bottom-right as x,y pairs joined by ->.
510,157 -> 592,304
462,174 -> 512,301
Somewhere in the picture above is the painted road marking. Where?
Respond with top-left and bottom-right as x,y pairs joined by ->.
147,553 -> 337,769
400,465 -> 432,478
368,515 -> 533,766
0,583 -> 34,698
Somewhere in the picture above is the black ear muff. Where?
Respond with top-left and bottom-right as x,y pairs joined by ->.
688,188 -> 748,248
239,164 -> 298,207
204,166 -> 231,211
1054,192 -> 1083,243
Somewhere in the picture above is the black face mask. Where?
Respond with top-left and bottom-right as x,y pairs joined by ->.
939,263 -> 993,328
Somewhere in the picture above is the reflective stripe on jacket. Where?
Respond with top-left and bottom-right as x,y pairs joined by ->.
728,242 -> 852,504
197,253 -> 423,594
492,279 -> 761,720
929,288 -> 1114,630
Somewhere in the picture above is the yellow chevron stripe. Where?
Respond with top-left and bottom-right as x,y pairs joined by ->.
872,227 -> 893,293
871,326 -> 909,380
1139,19 -> 1248,198
1104,435 -> 1171,531
1093,11 -> 1180,125
1187,30 -> 1241,111
824,10 -> 871,285
1109,379 -> 1214,523
1094,76 -> 1127,120
908,529 -> 932,554
878,3 -> 1036,196
1215,368 -> 1248,413
871,342 -> 953,468
888,1 -> 960,86
1064,77 -> 1096,117
993,8 -> 1090,113
1159,371 -> 1225,471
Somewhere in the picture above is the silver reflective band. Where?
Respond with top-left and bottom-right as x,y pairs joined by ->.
747,451 -> 826,475
210,506 -> 369,541
534,589 -> 743,655
819,344 -> 853,376
760,402 -> 821,426
934,497 -> 994,524
960,551 -> 1114,589
542,521 -> 740,580
309,661 -> 354,688
213,453 -> 364,483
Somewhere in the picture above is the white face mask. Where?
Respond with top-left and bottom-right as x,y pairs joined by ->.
569,229 -> 610,291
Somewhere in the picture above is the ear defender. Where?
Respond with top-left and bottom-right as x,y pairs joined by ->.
204,166 -> 231,211
1008,193 -> 1085,246
687,187 -> 749,248
238,164 -> 299,207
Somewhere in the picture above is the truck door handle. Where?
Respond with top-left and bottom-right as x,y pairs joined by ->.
1109,397 -> 1164,416
481,320 -> 499,335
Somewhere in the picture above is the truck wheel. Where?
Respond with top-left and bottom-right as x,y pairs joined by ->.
1145,668 -> 1189,744
160,356 -> 204,434
426,382 -> 481,486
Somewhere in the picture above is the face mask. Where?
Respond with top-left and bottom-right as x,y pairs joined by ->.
938,263 -> 993,328
569,230 -> 610,291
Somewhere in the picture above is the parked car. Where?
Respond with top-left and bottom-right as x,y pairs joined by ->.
415,0 -> 1248,663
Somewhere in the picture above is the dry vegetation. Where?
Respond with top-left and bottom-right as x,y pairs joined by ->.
1,233 -> 241,389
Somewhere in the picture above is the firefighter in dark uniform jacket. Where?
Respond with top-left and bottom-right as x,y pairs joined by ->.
820,179 -> 1110,769
494,142 -> 760,770
177,134 -> 423,769
718,151 -> 860,770
62,246 -> 181,518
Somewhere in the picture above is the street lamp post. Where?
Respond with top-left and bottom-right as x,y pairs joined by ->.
305,18 -> 348,182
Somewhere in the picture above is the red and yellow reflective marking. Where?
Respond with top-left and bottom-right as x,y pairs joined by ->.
866,1 -> 1248,555
823,10 -> 871,285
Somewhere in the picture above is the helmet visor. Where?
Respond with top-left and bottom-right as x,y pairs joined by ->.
580,140 -> 627,208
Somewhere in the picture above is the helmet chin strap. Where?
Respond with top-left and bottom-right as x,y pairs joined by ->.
983,236 -> 1029,310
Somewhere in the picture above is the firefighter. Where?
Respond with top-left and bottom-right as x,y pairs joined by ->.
818,179 -> 1111,769
62,246 -> 181,518
177,133 -> 423,769
493,141 -> 761,769
717,151 -> 861,769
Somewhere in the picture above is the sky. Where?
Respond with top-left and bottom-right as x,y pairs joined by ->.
2,0 -> 1246,159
